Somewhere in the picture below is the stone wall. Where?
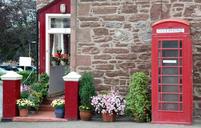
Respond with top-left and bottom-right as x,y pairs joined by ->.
76,0 -> 201,119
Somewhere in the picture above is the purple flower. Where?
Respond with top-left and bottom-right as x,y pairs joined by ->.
91,89 -> 126,115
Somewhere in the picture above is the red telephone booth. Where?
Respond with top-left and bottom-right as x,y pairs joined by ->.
152,19 -> 192,124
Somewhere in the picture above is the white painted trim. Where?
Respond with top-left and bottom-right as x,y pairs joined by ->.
45,13 -> 71,75
1,71 -> 22,80
63,72 -> 81,82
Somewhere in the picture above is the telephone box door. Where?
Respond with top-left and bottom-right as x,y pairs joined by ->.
152,19 -> 192,124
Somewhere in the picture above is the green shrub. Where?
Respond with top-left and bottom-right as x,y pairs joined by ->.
79,72 -> 96,109
21,91 -> 29,99
126,72 -> 151,122
18,71 -> 37,85
28,90 -> 43,110
30,73 -> 49,97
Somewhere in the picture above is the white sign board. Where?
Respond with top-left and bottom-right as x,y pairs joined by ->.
156,28 -> 184,34
163,60 -> 177,64
19,57 -> 31,66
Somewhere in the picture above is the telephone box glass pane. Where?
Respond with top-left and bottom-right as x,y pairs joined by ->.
162,76 -> 178,84
158,40 -> 183,112
162,50 -> 178,57
162,85 -> 178,92
162,41 -> 178,48
162,68 -> 178,74
162,94 -> 178,102
161,103 -> 178,111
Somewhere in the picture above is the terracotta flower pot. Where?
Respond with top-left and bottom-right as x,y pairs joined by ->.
102,112 -> 116,122
19,109 -> 29,117
80,111 -> 92,121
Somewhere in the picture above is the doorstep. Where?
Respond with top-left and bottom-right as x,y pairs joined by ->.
12,111 -> 67,122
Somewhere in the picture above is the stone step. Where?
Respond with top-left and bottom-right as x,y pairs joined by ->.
13,111 -> 67,122
39,104 -> 54,111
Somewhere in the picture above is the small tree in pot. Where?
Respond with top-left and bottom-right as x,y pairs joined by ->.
79,72 -> 96,121
126,72 -> 151,122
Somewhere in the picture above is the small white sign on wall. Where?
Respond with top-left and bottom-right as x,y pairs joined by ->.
156,28 -> 184,33
19,57 -> 32,66
163,60 -> 177,64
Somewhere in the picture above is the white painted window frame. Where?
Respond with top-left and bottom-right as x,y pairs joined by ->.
45,14 -> 71,75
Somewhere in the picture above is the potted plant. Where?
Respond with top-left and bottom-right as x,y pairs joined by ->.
51,99 -> 65,118
79,72 -> 96,121
126,72 -> 151,122
91,89 -> 126,122
16,98 -> 34,117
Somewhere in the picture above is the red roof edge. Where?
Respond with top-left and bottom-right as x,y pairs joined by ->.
152,19 -> 190,27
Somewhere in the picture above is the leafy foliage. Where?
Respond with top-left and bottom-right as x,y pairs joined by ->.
18,70 -> 37,86
79,72 -> 96,110
126,72 -> 151,122
0,0 -> 37,63
27,73 -> 49,110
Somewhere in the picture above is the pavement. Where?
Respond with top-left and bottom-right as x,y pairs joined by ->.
0,121 -> 201,128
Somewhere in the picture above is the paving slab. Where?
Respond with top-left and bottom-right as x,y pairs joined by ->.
0,121 -> 201,128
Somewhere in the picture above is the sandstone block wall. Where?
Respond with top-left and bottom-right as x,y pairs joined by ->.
76,0 -> 201,119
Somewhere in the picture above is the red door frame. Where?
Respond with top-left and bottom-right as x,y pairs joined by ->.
37,0 -> 70,73
152,19 -> 192,124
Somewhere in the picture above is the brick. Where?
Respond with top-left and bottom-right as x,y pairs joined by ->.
131,45 -> 151,52
121,5 -> 137,13
94,55 -> 112,60
102,15 -> 125,21
92,71 -> 104,77
82,47 -> 100,54
93,28 -> 109,36
129,14 -> 149,22
78,17 -> 99,21
103,48 -> 129,54
92,6 -> 117,14
96,65 -> 114,70
80,21 -> 101,27
116,54 -> 137,60
94,36 -> 112,42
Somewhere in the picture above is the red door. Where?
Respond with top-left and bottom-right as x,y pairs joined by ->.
152,36 -> 192,124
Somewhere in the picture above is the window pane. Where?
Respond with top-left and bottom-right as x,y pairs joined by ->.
162,40 -> 178,48
162,76 -> 178,84
51,18 -> 70,28
162,50 -> 178,57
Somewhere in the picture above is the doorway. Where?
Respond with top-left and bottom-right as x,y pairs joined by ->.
45,14 -> 70,96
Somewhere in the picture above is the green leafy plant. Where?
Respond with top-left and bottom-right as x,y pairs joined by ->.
126,72 -> 151,122
18,71 -> 37,86
21,90 -> 29,99
79,72 -> 96,111
27,90 -> 43,110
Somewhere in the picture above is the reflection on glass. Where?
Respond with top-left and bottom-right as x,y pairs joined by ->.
51,18 -> 70,28
161,103 -> 178,111
162,76 -> 178,84
162,50 -> 178,57
162,40 -> 178,48
161,85 -> 178,92
162,68 -> 178,74
162,94 -> 178,102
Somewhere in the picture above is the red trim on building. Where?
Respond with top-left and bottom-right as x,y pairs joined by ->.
38,0 -> 70,73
